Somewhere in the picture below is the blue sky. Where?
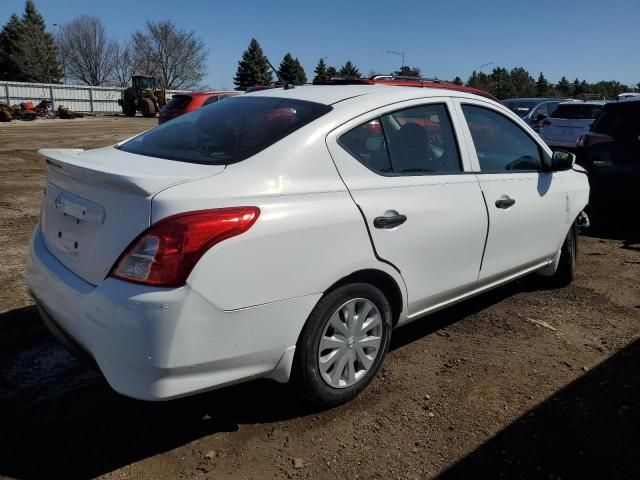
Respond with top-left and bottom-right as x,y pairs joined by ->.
2,0 -> 638,89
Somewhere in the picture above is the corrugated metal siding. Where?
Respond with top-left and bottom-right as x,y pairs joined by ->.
0,81 -> 189,113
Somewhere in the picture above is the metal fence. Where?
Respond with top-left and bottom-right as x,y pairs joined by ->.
0,81 -> 188,113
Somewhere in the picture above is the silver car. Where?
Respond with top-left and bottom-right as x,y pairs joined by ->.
503,98 -> 568,132
539,101 -> 606,149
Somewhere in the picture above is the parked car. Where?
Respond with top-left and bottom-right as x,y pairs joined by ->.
502,98 -> 569,131
576,99 -> 640,208
616,92 -> 640,101
158,91 -> 240,124
27,85 -> 589,406
539,101 -> 606,149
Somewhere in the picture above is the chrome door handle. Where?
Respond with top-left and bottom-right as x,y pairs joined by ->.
495,196 -> 516,209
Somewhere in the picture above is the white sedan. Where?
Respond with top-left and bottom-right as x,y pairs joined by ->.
27,85 -> 589,406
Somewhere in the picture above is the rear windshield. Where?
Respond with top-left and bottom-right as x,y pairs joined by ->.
550,104 -> 603,120
503,100 -> 537,117
164,94 -> 192,110
118,96 -> 332,165
591,103 -> 640,138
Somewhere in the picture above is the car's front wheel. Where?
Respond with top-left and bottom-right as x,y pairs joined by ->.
293,283 -> 392,407
549,222 -> 578,287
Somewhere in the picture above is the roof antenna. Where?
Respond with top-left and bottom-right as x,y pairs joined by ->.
267,59 -> 294,90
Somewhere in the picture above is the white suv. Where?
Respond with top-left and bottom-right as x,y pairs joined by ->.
27,85 -> 589,406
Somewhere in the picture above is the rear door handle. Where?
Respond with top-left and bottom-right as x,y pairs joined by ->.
495,196 -> 516,209
374,214 -> 407,229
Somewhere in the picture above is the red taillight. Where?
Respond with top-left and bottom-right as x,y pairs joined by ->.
111,207 -> 260,287
578,132 -> 614,148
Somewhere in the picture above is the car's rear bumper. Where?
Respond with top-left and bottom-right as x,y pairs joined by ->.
27,225 -> 320,400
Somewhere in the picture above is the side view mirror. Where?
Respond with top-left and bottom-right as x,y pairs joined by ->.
551,150 -> 576,171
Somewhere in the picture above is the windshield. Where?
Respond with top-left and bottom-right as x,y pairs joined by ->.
118,96 -> 332,165
503,100 -> 538,117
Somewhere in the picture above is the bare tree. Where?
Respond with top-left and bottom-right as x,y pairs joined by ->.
57,16 -> 118,85
130,20 -> 207,89
111,41 -> 136,87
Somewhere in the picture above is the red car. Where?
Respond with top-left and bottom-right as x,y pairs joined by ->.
158,91 -> 240,124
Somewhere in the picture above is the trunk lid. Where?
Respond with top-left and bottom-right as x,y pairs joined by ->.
39,147 -> 224,285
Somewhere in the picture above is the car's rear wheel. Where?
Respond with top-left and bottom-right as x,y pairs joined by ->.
293,283 -> 392,407
140,98 -> 156,118
550,222 -> 577,287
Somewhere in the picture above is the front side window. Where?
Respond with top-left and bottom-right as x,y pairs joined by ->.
462,105 -> 543,172
339,103 -> 461,175
118,96 -> 332,165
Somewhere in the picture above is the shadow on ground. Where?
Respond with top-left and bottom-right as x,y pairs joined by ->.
437,338 -> 640,480
583,204 -> 640,246
0,233 -> 635,479
0,279 -> 538,479
0,306 -> 317,479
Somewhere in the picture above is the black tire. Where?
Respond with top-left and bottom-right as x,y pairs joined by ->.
293,283 -> 392,407
550,222 -> 577,287
140,98 -> 156,118
122,102 -> 136,117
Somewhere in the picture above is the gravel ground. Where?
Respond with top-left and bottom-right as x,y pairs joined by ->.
0,117 -> 638,480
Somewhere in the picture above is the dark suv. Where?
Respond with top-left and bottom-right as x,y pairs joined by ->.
576,99 -> 640,210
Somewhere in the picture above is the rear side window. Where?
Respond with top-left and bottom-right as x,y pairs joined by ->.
550,104 -> 603,119
119,97 -> 332,165
339,119 -> 392,173
339,103 -> 461,175
462,105 -> 543,172
165,95 -> 192,109
591,104 -> 640,139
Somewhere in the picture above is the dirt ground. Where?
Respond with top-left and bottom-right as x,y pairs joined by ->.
0,117 -> 638,480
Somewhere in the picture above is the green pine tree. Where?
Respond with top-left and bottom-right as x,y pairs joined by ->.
489,67 -> 516,99
393,65 -> 421,77
313,58 -> 328,83
326,66 -> 337,78
0,14 -> 24,80
278,53 -> 297,84
571,78 -> 581,97
579,80 -> 590,95
556,76 -> 571,97
467,70 -> 490,91
536,72 -> 550,97
233,38 -> 273,90
451,76 -> 464,85
278,53 -> 307,85
14,0 -> 62,82
509,67 -> 535,97
338,60 -> 360,78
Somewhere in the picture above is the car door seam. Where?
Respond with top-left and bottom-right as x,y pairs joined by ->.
478,188 -> 491,276
323,136 -> 402,275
